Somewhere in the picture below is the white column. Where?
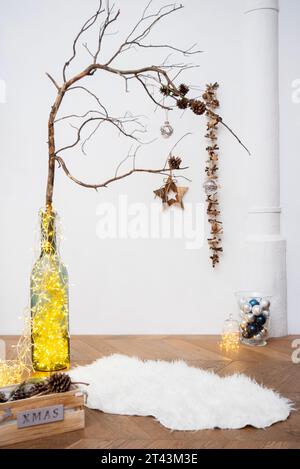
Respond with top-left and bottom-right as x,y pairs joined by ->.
242,0 -> 287,336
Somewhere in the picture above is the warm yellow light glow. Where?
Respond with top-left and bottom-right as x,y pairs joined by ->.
31,207 -> 70,372
219,332 -> 240,353
0,313 -> 32,387
0,360 -> 24,387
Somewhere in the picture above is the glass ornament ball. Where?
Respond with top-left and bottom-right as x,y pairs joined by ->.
256,314 -> 267,326
160,121 -> 174,139
263,309 -> 270,319
246,313 -> 256,323
249,298 -> 259,307
240,319 -> 248,330
261,299 -> 270,310
247,323 -> 259,337
242,303 -> 252,314
203,179 -> 218,196
252,304 -> 262,316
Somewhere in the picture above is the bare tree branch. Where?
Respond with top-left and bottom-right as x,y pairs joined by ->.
219,119 -> 251,156
94,8 -> 120,63
45,1 -> 249,206
54,110 -> 104,123
55,113 -> 149,156
105,3 -> 201,66
55,155 -> 188,189
135,75 -> 171,109
81,120 -> 104,156
62,0 -> 104,82
66,86 -> 109,117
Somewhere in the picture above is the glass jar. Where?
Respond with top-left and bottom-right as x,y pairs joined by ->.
30,206 -> 70,371
235,291 -> 271,347
220,314 -> 240,352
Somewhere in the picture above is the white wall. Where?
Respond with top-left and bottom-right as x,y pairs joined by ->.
0,0 -> 298,334
279,0 -> 300,334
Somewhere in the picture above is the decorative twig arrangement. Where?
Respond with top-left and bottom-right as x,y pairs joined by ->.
45,1 -> 249,207
202,83 -> 223,268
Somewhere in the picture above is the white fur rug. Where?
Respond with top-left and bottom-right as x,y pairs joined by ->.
69,354 -> 292,431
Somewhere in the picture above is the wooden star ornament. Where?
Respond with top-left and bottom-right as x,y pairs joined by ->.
153,176 -> 188,209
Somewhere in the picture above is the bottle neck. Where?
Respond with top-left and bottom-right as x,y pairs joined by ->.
40,206 -> 57,255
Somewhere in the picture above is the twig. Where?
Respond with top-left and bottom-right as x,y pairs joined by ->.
219,119 -> 251,156
45,72 -> 60,90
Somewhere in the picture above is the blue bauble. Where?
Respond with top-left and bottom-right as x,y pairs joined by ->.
256,314 -> 266,326
249,298 -> 259,307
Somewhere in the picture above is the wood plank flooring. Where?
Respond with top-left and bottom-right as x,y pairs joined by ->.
1,335 -> 299,449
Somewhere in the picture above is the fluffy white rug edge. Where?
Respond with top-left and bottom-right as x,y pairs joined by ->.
69,354 -> 294,431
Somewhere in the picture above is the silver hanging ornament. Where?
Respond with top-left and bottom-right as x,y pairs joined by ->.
203,178 -> 218,196
160,120 -> 174,139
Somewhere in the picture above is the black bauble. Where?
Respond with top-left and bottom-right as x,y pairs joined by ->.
247,323 -> 258,337
256,314 -> 266,326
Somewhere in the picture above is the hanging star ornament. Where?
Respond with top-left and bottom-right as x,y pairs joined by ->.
153,176 -> 188,209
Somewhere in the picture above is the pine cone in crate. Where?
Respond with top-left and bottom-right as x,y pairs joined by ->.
29,380 -> 47,397
9,382 -> 29,401
0,391 -> 7,403
46,372 -> 72,394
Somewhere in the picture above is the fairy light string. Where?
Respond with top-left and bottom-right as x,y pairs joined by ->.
0,311 -> 32,387
31,205 -> 70,372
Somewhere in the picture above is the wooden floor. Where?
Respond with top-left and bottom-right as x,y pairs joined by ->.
1,335 -> 300,449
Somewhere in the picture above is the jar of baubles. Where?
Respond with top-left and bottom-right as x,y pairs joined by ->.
235,292 -> 271,346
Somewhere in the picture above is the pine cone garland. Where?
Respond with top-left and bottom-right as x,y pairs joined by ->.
176,97 -> 189,110
0,391 -> 7,403
178,83 -> 189,96
46,373 -> 72,394
168,156 -> 182,170
190,100 -> 206,115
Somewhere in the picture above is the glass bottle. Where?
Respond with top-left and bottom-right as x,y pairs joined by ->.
30,206 -> 70,371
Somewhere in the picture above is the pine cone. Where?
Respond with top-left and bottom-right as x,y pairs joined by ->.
178,84 -> 189,96
190,100 -> 206,115
0,391 -> 7,403
168,156 -> 182,170
28,380 -> 47,397
9,382 -> 29,401
46,373 -> 72,394
176,98 -> 189,110
160,85 -> 171,96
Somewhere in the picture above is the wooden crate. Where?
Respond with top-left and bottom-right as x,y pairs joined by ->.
0,385 -> 85,447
